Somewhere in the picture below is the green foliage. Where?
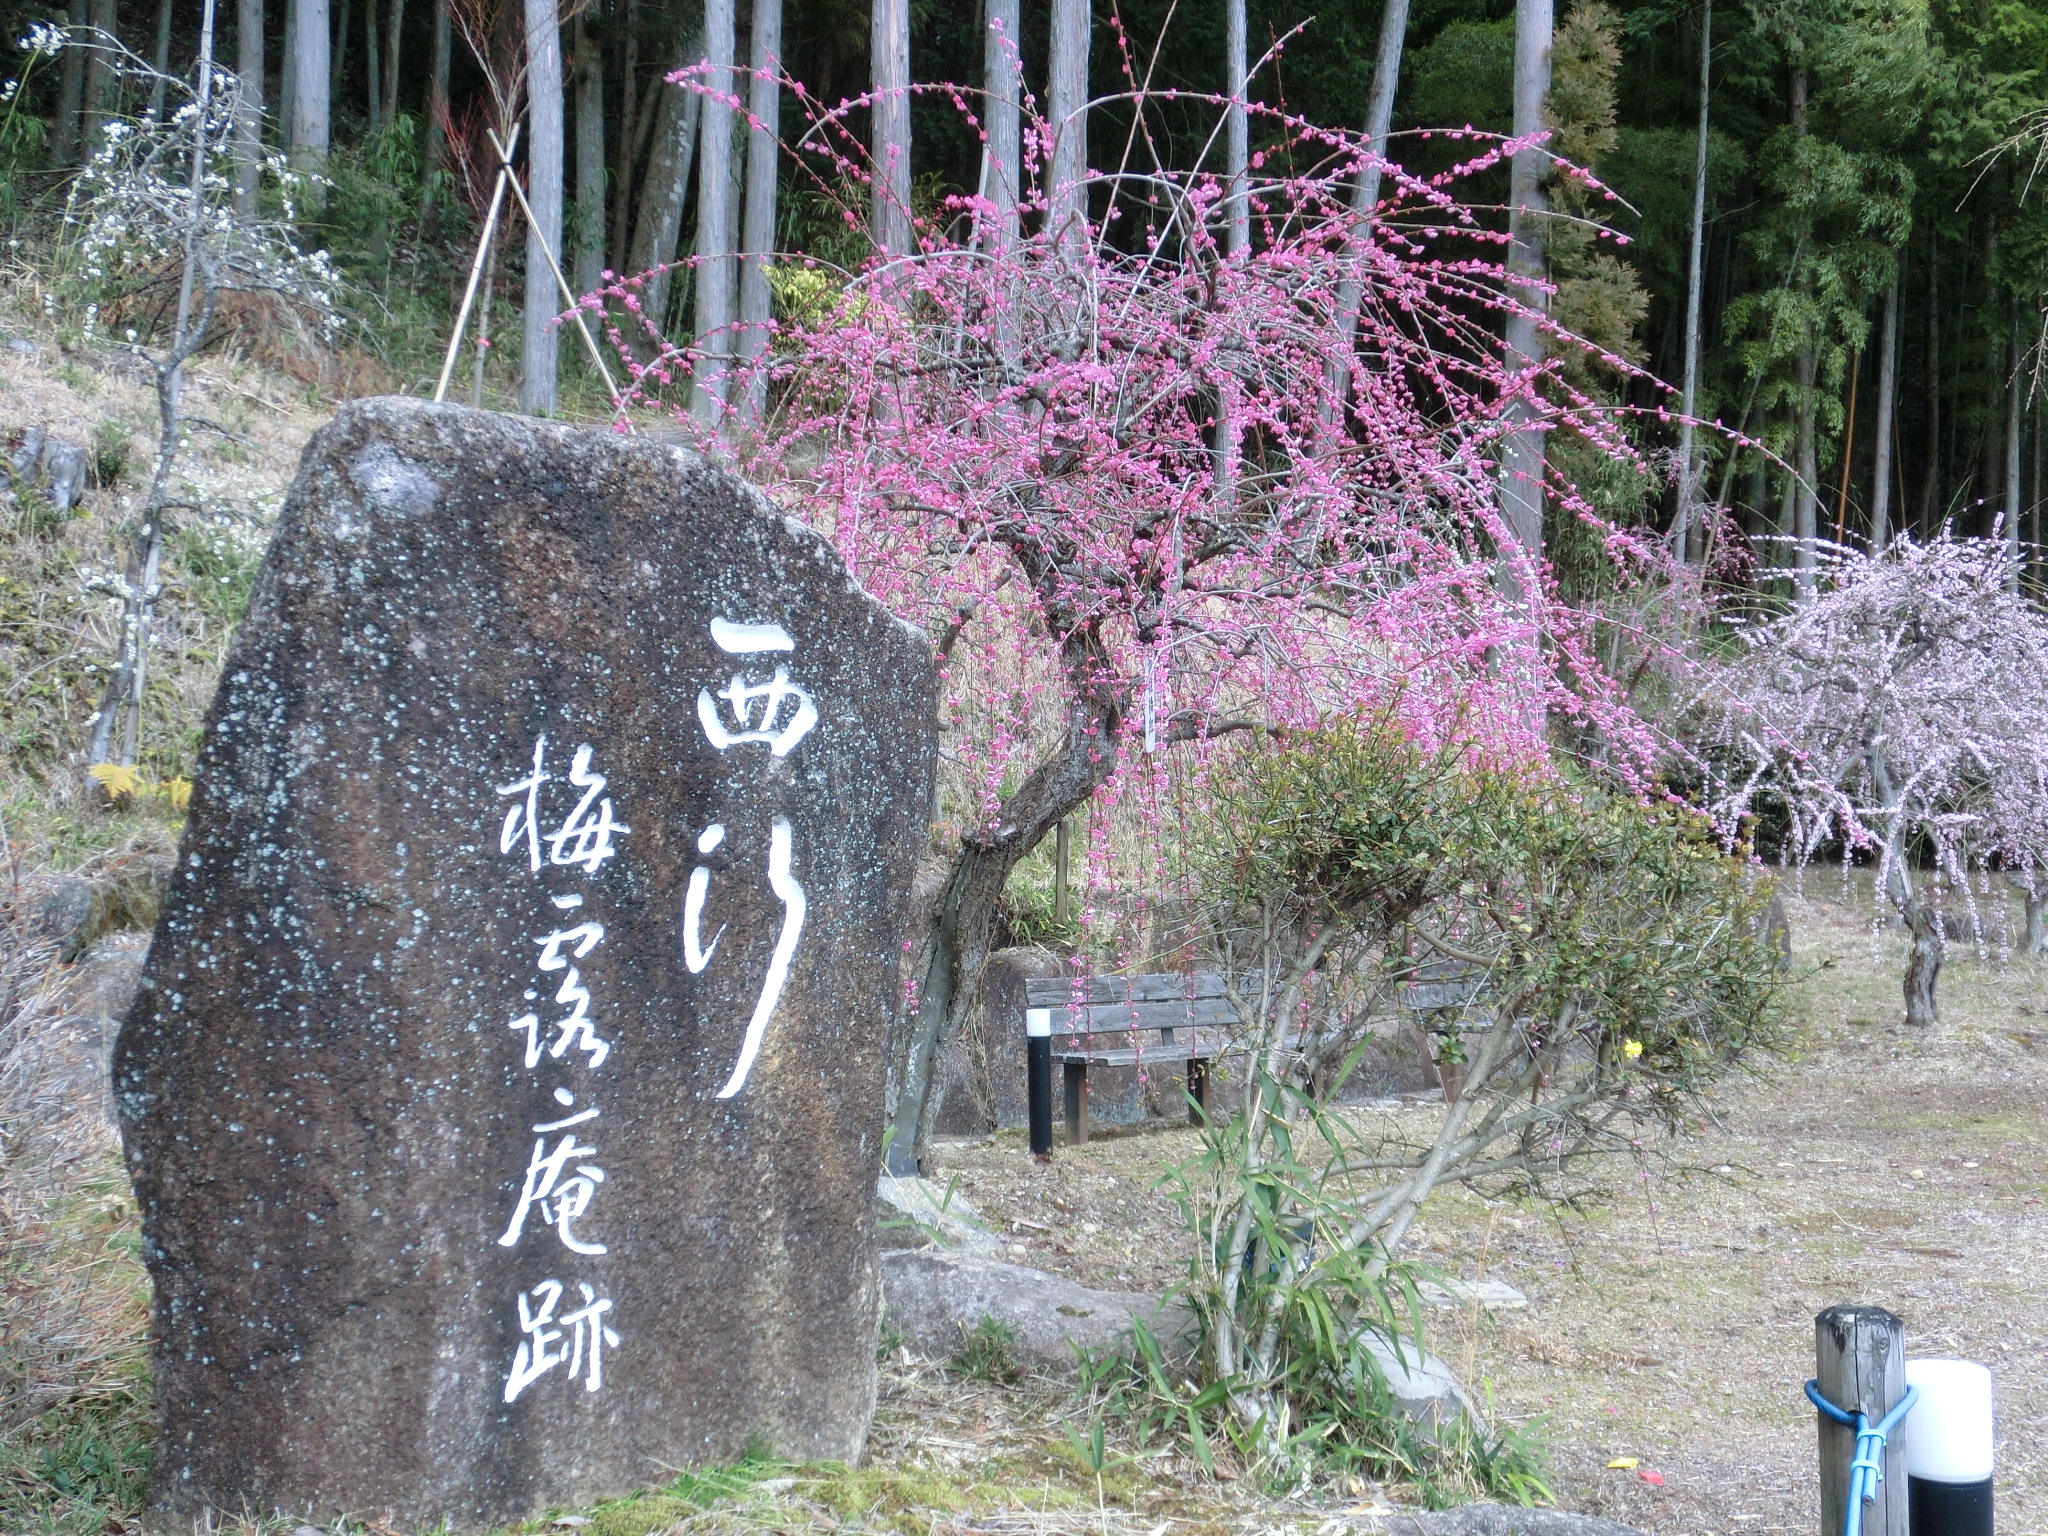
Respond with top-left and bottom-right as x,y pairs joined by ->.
321,112 -> 424,288
1163,716 -> 1784,1482
950,1314 -> 1024,1383
170,518 -> 263,626
0,1395 -> 154,1534
1405,20 -> 1516,134
85,422 -> 130,491
1547,4 -> 1652,386
992,838 -> 1082,951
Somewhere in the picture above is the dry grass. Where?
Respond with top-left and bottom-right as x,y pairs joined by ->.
0,255 -> 330,869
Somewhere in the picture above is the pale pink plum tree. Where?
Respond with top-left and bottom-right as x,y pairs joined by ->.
590,75 -> 1662,1166
1698,534 -> 2048,1026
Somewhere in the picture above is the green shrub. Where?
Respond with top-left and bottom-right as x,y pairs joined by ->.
1151,711 -> 1785,1483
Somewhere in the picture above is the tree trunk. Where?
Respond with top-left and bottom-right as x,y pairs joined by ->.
382,0 -> 405,128
1870,279 -> 1898,552
692,0 -> 737,423
1498,0 -> 1551,566
573,9 -> 606,298
2033,393 -> 2043,589
1794,339 -> 1818,584
148,0 -> 175,120
1673,0 -> 1711,562
51,0 -> 87,166
1324,0 -> 1408,417
1789,66 -> 1816,588
626,30 -> 702,337
1223,0 -> 1247,256
870,0 -> 911,257
82,0 -> 122,155
608,0 -> 642,273
735,0 -> 781,422
234,0 -> 265,213
522,0 -> 564,416
1900,891 -> 1941,1027
1918,241 -> 1939,531
418,0 -> 449,228
1046,0 -> 1087,247
280,0 -> 296,149
979,0 -> 1021,251
334,0 -> 352,114
293,0 -> 330,189
885,630 -> 1129,1174
2006,315 -> 2022,590
365,0 -> 380,127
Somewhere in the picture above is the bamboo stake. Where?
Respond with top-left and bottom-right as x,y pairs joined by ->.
487,127 -> 628,423
433,121 -> 519,403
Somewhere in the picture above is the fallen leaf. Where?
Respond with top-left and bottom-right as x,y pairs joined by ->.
1638,1471 -> 1665,1487
1606,1458 -> 1638,1470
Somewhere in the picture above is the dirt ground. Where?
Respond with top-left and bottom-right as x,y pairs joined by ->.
929,888 -> 2048,1536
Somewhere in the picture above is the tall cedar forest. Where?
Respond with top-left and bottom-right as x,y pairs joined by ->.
3,0 -> 2047,588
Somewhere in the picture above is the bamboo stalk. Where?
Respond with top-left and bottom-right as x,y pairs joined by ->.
487,127 -> 627,422
432,121 -> 520,403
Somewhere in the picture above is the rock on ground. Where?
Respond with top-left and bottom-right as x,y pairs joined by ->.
876,1176 -> 1001,1254
880,1250 -> 1189,1372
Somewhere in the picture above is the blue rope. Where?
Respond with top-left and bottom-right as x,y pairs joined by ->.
1805,1380 -> 1920,1536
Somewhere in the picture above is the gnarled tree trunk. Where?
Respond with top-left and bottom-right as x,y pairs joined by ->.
884,627 -> 1128,1174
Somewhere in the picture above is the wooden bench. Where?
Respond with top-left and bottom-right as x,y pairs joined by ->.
1025,973 -> 1239,1145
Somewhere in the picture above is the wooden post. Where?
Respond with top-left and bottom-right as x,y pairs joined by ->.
1062,1060 -> 1088,1145
1816,1305 -> 1909,1536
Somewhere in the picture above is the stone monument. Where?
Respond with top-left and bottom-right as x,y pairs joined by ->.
114,399 -> 937,1530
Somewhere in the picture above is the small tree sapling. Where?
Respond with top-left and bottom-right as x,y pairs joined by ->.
54,27 -> 338,772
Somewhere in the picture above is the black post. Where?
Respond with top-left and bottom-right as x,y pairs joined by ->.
1026,1006 -> 1053,1157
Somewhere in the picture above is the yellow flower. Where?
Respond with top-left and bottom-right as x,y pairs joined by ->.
1622,1039 -> 1643,1060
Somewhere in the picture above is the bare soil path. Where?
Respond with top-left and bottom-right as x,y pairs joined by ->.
931,891 -> 2048,1536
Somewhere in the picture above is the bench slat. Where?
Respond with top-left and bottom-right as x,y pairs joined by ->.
1057,1044 -> 1210,1067
1025,972 -> 1231,1007
1041,997 -> 1241,1033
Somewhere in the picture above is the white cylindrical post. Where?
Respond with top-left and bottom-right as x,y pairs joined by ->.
1904,1359 -> 1994,1536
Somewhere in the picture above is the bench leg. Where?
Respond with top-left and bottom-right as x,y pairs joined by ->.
1187,1058 -> 1209,1126
1063,1060 -> 1089,1145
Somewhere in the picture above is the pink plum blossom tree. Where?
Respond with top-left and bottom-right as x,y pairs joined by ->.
591,71 -> 1663,1166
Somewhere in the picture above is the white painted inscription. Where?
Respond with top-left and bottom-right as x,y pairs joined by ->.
696,619 -> 818,756
494,734 -> 625,1404
686,621 -> 815,1100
